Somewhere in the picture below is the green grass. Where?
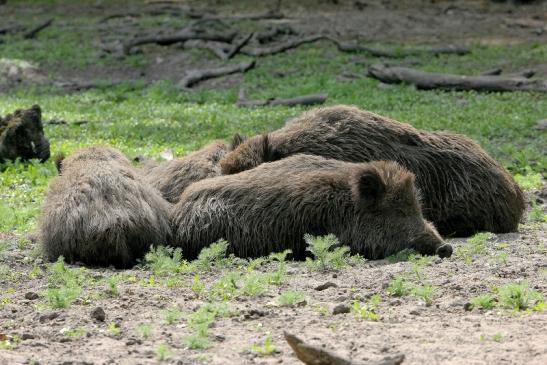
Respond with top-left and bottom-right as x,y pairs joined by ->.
250,335 -> 278,356
352,294 -> 381,321
469,294 -> 497,310
276,290 -> 306,307
1,29 -> 546,235
387,276 -> 412,297
497,282 -> 544,312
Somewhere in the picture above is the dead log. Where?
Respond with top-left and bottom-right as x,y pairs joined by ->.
23,18 -> 54,39
0,105 -> 50,163
242,35 -> 327,57
284,332 -> 405,365
123,30 -> 237,55
177,60 -> 255,88
236,89 -> 328,107
331,38 -> 469,58
368,64 -> 547,93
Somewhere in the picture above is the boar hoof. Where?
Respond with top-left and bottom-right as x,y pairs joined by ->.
436,244 -> 453,258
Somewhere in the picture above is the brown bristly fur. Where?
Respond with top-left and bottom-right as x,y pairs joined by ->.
40,146 -> 171,268
172,154 -> 451,260
220,105 -> 525,236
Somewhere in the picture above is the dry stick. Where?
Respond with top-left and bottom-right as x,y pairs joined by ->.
225,32 -> 254,59
123,30 -> 237,54
177,60 -> 255,88
368,64 -> 547,93
329,37 -> 469,58
242,35 -> 327,57
236,89 -> 328,107
284,332 -> 405,365
23,18 -> 53,39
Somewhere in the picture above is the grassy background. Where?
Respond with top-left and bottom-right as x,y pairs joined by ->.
1,7 -> 546,233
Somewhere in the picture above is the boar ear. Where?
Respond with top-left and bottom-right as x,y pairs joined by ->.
230,133 -> 246,150
353,168 -> 386,208
54,153 -> 65,174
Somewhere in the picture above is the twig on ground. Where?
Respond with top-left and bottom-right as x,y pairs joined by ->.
177,60 -> 255,88
23,18 -> 54,39
187,9 -> 284,21
236,89 -> 327,107
225,33 -> 254,59
367,64 -> 547,93
183,40 -> 231,59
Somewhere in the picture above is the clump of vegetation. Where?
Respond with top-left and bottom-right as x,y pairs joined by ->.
276,290 -> 306,307
184,302 -> 237,350
387,275 -> 412,297
162,306 -> 183,325
156,343 -> 173,361
352,294 -> 381,321
304,234 -> 350,271
44,257 -> 85,308
104,275 -> 119,297
513,169 -> 542,191
456,232 -> 495,264
528,202 -> 546,223
469,294 -> 496,310
497,282 -> 544,312
61,327 -> 87,337
143,246 -> 186,275
240,272 -> 267,297
136,323 -> 152,339
193,239 -> 231,272
107,322 -> 121,336
250,335 -> 278,356
412,284 -> 437,306
265,249 -> 291,285
468,282 -> 544,313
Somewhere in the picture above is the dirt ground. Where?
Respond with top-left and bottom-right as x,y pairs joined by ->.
1,1 -> 546,364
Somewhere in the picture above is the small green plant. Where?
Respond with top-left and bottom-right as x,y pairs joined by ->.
136,323 -> 152,339
28,264 -> 43,279
184,333 -> 210,350
162,306 -> 183,325
156,343 -> 173,361
387,276 -> 411,297
412,285 -> 437,306
469,294 -> 496,310
46,285 -> 81,308
61,327 -> 87,337
387,249 -> 418,263
209,271 -> 240,300
456,232 -> 494,264
241,272 -> 267,296
497,282 -> 544,312
352,294 -> 381,321
191,274 -> 205,297
528,202 -> 546,223
514,169 -> 542,190
276,290 -> 306,307
193,239 -> 230,272
107,322 -> 121,336
304,234 -> 350,271
105,275 -> 119,297
0,335 -> 21,350
143,246 -> 186,275
250,335 -> 278,356
492,333 -> 504,342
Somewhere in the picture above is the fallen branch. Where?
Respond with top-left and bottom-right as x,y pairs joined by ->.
368,64 -> 547,93
284,332 -> 405,365
0,24 -> 24,35
225,32 -> 254,59
123,30 -> 237,55
177,60 -> 255,88
236,89 -> 327,107
331,38 -> 469,58
254,25 -> 297,44
24,18 -> 54,39
242,35 -> 327,57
